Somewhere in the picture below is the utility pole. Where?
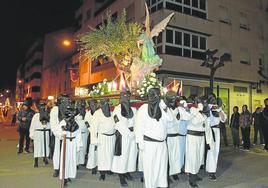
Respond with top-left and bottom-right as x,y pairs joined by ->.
200,49 -> 232,94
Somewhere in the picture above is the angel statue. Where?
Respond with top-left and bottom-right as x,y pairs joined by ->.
131,2 -> 174,87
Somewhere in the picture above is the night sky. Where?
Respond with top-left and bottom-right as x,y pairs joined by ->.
2,0 -> 81,91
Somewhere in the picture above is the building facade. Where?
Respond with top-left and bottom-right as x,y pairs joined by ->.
23,39 -> 43,101
74,0 -> 268,115
41,28 -> 76,100
15,64 -> 25,102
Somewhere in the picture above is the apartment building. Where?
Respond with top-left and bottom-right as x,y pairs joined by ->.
74,0 -> 268,114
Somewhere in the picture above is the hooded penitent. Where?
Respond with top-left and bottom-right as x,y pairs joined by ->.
120,91 -> 133,119
76,100 -> 86,119
89,99 -> 98,115
201,95 -> 210,117
64,104 -> 79,132
148,88 -> 162,121
100,98 -> 111,117
38,102 -> 50,124
208,93 -> 219,117
58,95 -> 70,122
164,91 -> 177,110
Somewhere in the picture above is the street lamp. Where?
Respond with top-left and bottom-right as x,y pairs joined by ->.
5,90 -> 10,93
62,39 -> 71,47
201,49 -> 232,94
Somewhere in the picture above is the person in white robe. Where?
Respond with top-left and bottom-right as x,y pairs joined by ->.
163,91 -> 181,182
55,105 -> 83,186
50,94 -> 68,177
185,101 -> 214,188
135,88 -> 173,188
111,91 -> 137,187
91,98 -> 116,181
85,99 -> 98,174
29,103 -> 50,167
177,97 -> 191,173
206,96 -> 227,181
75,100 -> 89,166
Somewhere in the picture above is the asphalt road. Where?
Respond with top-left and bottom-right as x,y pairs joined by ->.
0,123 -> 268,188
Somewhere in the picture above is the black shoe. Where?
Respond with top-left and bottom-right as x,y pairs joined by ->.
140,177 -> 144,183
209,173 -> 217,181
125,173 -> 133,181
25,149 -> 30,154
92,167 -> 97,175
200,165 -> 204,170
64,179 -> 68,186
34,158 -> 38,168
67,178 -> 71,182
189,182 -> 199,188
17,150 -> 23,154
119,176 -> 128,187
107,171 -> 113,175
99,174 -> 105,181
53,170 -> 59,177
172,174 -> 179,181
196,175 -> 202,181
44,158 -> 49,165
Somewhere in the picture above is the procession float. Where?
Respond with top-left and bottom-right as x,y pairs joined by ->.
77,3 -> 177,107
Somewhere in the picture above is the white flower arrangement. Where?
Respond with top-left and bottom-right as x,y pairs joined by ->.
136,72 -> 163,98
90,79 -> 110,97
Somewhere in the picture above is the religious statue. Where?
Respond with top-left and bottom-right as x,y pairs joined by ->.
131,3 -> 174,87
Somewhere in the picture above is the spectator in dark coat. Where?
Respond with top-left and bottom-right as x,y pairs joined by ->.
17,101 -> 35,154
239,105 -> 252,151
260,98 -> 268,152
230,106 -> 240,148
253,107 -> 264,145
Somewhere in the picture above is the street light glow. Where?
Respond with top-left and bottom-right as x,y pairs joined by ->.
62,39 -> 71,47
5,90 -> 9,93
18,80 -> 22,84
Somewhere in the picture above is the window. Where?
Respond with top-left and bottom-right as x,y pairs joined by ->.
31,60 -> 42,68
200,37 -> 206,49
192,0 -> 198,8
200,0 -> 206,10
147,0 -> 164,13
166,29 -> 173,43
259,54 -> 268,77
183,0 -> 190,5
240,13 -> 249,30
175,31 -> 182,45
164,27 -> 207,60
165,46 -> 182,56
32,86 -> 40,93
240,48 -> 250,64
192,35 -> 198,48
219,6 -> 231,24
149,0 -> 207,19
184,33 -> 190,47
166,1 -> 182,12
30,72 -> 42,80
